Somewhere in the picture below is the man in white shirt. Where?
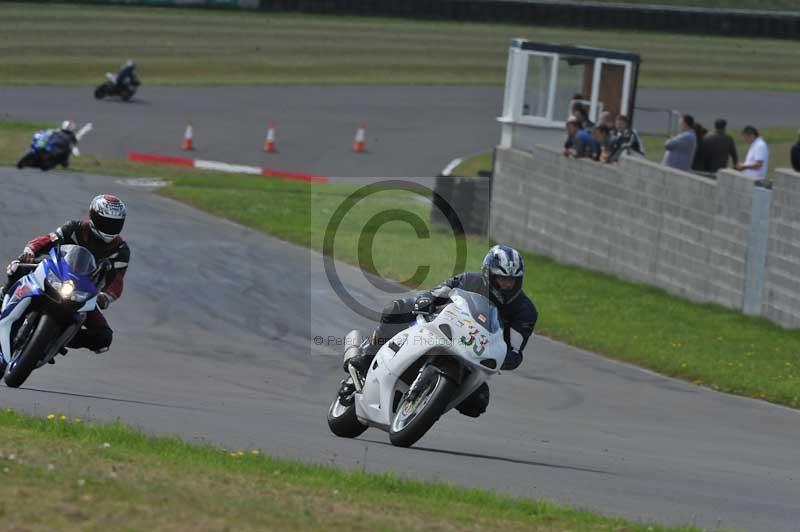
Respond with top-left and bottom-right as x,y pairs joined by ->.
736,125 -> 769,179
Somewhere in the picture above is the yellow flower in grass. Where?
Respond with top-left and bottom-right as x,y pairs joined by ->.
46,414 -> 55,420
251,450 -> 260,456
59,415 -> 67,421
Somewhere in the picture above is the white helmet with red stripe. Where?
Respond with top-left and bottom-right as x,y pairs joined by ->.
89,195 -> 126,243
61,120 -> 76,133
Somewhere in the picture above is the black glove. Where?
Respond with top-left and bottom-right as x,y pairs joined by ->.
501,348 -> 523,371
97,292 -> 111,310
413,291 -> 435,314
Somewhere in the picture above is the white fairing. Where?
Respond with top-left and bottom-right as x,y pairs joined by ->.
0,263 -> 46,364
354,290 -> 506,430
0,298 -> 32,364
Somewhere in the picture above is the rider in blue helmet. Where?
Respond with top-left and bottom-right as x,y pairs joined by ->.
344,244 -> 538,418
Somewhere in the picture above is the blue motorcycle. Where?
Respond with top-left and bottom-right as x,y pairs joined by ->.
16,130 -> 75,171
0,245 -> 107,387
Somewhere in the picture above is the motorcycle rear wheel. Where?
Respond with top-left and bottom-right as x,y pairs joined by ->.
327,390 -> 367,438
5,313 -> 56,388
389,366 -> 456,448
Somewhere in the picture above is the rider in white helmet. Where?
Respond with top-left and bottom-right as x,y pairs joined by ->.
114,59 -> 139,90
3,195 -> 130,355
343,244 -> 538,418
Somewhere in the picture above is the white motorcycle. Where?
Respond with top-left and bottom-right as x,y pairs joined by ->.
327,288 -> 506,448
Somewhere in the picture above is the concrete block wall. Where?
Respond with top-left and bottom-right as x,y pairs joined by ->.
490,146 -> 762,314
763,169 -> 800,327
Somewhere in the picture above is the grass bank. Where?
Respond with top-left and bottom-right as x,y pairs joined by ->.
0,408 -> 698,531
583,0 -> 797,9
3,119 -> 800,408
2,2 -> 800,90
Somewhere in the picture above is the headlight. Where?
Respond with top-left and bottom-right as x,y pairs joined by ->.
47,272 -> 92,302
59,281 -> 74,299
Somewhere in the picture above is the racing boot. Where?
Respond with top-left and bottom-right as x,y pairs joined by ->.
342,331 -> 376,379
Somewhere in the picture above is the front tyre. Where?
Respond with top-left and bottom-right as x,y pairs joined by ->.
389,366 -> 456,448
16,153 -> 36,169
94,84 -> 108,100
5,313 -> 57,388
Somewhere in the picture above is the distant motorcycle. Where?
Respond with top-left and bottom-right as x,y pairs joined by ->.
16,124 -> 92,171
0,245 -> 109,388
94,72 -> 140,101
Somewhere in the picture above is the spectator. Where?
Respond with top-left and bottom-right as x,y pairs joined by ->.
791,128 -> 800,172
563,118 -> 597,159
691,121 -> 709,172
702,118 -> 738,173
573,106 -> 594,130
607,114 -> 645,163
591,125 -> 611,162
662,114 -> 697,172
598,111 -> 615,131
736,125 -> 769,179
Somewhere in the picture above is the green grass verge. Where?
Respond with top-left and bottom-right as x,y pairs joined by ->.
4,118 -> 800,409
2,2 -> 800,90
0,408 -> 699,531
451,152 -> 494,178
576,0 -> 797,9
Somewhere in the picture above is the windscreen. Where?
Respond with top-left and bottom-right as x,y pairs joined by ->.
450,288 -> 500,333
60,245 -> 96,276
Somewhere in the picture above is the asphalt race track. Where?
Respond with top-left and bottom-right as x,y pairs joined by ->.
1,168 -> 800,531
3,86 -> 800,178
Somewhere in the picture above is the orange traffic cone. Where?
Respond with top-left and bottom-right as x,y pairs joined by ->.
263,123 -> 276,153
353,122 -> 366,153
181,122 -> 194,151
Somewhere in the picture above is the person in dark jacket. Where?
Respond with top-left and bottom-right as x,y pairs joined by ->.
607,115 -> 645,163
344,245 -> 538,418
691,122 -> 709,172
702,118 -> 739,173
791,129 -> 800,172
114,59 -> 139,91
563,119 -> 597,159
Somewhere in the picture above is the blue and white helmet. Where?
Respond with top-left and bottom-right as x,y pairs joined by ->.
482,245 -> 524,304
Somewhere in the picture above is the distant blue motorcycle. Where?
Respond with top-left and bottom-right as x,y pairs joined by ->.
0,245 -> 108,387
16,123 -> 91,171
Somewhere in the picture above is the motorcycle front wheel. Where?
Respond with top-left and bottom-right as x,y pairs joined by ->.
389,365 -> 456,448
16,153 -> 36,169
5,313 -> 56,388
94,83 -> 108,100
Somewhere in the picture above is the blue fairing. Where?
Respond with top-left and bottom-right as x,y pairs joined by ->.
1,246 -> 98,320
52,248 -> 97,294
